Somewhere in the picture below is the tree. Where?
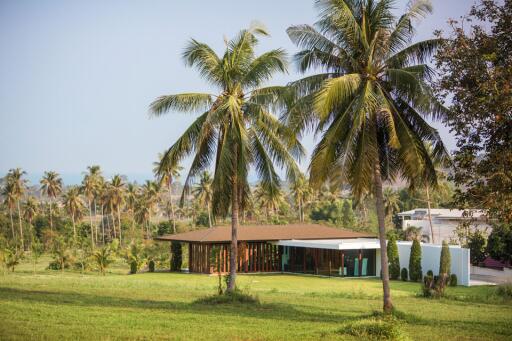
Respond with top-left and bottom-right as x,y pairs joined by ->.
63,186 -> 85,241
6,168 -> 28,249
409,239 -> 422,282
192,171 -> 213,228
4,247 -> 23,272
40,171 -> 63,232
434,0 -> 512,223
150,25 -> 301,292
31,240 -> 44,274
341,200 -> 355,229
290,173 -> 311,222
51,237 -> 71,272
81,166 -> 103,248
125,183 -> 139,230
170,241 -> 182,272
93,245 -> 113,275
125,241 -> 145,274
253,182 -> 286,221
154,153 -> 183,233
23,196 -> 39,236
467,229 -> 487,265
439,240 -> 451,282
1,181 -> 17,243
108,175 -> 126,245
486,223 -> 512,263
283,0 -> 448,313
387,234 -> 400,280
383,188 -> 400,227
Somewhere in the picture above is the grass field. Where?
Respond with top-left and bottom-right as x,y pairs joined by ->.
0,257 -> 511,340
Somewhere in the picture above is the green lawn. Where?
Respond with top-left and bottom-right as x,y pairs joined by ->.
0,258 -> 511,340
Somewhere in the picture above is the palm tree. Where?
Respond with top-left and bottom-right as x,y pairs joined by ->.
63,186 -> 85,241
138,180 -> 160,238
109,175 -> 126,244
125,183 -> 139,230
81,166 -> 102,248
253,182 -> 286,220
150,25 -> 301,292
1,181 -> 17,243
284,0 -> 448,312
192,171 -> 213,228
6,168 -> 27,249
290,173 -> 311,222
383,188 -> 400,225
23,196 -> 39,243
40,171 -> 63,232
154,153 -> 183,233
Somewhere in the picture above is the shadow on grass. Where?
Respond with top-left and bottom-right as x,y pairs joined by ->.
0,286 -> 350,324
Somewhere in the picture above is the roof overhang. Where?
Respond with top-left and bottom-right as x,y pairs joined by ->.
273,238 -> 381,250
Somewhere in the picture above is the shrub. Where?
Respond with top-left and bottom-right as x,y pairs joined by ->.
401,268 -> 408,281
387,234 -> 400,280
93,245 -> 114,275
130,261 -> 138,274
148,260 -> 155,272
125,241 -> 145,274
426,270 -> 433,277
495,283 -> 512,300
449,274 -> 457,287
422,275 -> 444,298
338,317 -> 408,340
439,241 -> 451,276
195,290 -> 259,305
409,239 -> 422,282
170,241 -> 182,271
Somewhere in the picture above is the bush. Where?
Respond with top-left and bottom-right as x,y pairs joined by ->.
170,241 -> 182,271
387,234 -> 400,280
409,239 -> 422,282
422,275 -> 444,299
195,291 -> 259,305
148,260 -> 155,272
401,268 -> 408,281
130,261 -> 138,274
426,270 -> 433,277
338,317 -> 408,340
449,274 -> 457,287
495,283 -> 512,300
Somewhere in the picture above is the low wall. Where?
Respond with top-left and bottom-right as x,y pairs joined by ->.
471,266 -> 512,283
397,242 -> 470,286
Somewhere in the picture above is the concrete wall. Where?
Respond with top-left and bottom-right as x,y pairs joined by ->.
397,242 -> 470,286
471,266 -> 512,284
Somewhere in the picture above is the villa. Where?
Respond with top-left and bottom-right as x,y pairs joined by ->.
157,223 -> 471,286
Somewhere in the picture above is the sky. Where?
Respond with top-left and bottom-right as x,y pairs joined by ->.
0,0 -> 477,185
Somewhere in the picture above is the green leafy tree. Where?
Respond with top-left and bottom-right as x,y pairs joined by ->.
51,237 -> 72,272
409,239 -> 422,282
93,245 -> 114,275
467,229 -> 487,265
387,234 -> 400,280
486,223 -> 512,263
125,241 -> 146,274
283,0 -> 448,312
30,240 -> 44,274
150,24 -> 301,292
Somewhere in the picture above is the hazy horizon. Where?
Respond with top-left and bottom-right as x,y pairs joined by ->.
0,0 -> 476,184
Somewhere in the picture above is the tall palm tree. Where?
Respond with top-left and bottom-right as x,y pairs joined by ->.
23,196 -> 39,243
154,153 -> 183,233
81,166 -> 102,248
139,180 -> 160,237
383,188 -> 400,224
6,169 -> 27,249
150,25 -> 302,292
253,182 -> 286,220
63,186 -> 85,241
40,171 -> 63,233
283,0 -> 448,312
290,173 -> 311,222
109,175 -> 126,244
1,181 -> 17,243
126,183 -> 139,230
192,171 -> 213,228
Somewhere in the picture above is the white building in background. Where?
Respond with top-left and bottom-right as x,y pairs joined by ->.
396,208 -> 489,244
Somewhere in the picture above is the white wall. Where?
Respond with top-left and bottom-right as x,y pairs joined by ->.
396,242 -> 470,286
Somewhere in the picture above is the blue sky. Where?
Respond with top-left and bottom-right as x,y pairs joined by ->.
0,0 -> 476,184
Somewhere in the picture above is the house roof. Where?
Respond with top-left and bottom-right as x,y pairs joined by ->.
155,224 -> 375,243
397,208 -> 487,219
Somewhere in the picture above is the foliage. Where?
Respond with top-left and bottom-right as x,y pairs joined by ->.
387,234 -> 400,280
4,247 -> 23,272
408,240 -> 422,282
170,241 -> 182,271
426,270 -> 433,277
338,316 -> 408,340
30,240 -> 44,273
434,0 -> 512,223
449,274 -> 457,287
310,199 -> 355,228
50,237 -> 72,271
195,212 -> 210,228
125,241 -> 146,274
439,240 -> 451,278
156,221 -> 173,236
466,229 -> 487,265
495,283 -> 512,300
400,268 -> 408,282
422,274 -> 445,299
93,245 -> 114,275
486,223 -> 512,263
148,260 -> 155,272
195,290 -> 259,305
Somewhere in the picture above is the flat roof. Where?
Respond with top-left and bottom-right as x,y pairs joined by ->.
397,208 -> 487,219
274,238 -> 381,250
155,224 -> 375,243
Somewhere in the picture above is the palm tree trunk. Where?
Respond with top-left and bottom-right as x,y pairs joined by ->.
72,213 -> 76,241
88,199 -> 95,248
101,205 -> 105,244
49,198 -> 53,231
373,161 -> 393,313
117,206 -> 122,245
299,198 -> 303,222
426,184 -> 434,244
228,155 -> 239,293
168,182 -> 176,234
207,202 -> 212,228
9,208 -> 15,243
17,200 -> 24,250
94,199 -> 99,242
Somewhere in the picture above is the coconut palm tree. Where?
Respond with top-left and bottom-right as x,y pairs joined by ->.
81,166 -> 102,248
6,169 -> 27,249
138,180 -> 160,237
108,175 -> 126,244
192,171 -> 213,228
253,182 -> 286,220
383,188 -> 400,224
40,171 -> 63,233
125,183 -> 139,230
283,0 -> 448,312
1,181 -> 17,243
290,173 -> 311,222
150,25 -> 302,292
154,153 -> 183,233
23,196 -> 39,243
63,186 -> 85,241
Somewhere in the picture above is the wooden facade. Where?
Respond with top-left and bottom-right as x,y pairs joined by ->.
188,242 -> 282,274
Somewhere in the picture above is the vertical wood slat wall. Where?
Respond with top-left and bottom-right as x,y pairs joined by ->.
188,242 -> 281,274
